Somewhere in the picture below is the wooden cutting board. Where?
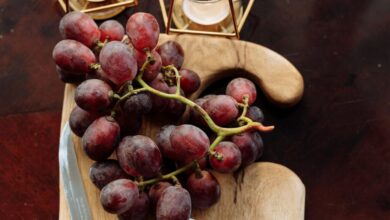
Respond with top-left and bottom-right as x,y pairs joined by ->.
59,34 -> 305,220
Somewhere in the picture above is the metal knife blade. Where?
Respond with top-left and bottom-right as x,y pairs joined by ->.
59,122 -> 92,220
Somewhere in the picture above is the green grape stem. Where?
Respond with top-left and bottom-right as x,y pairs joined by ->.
110,54 -> 274,187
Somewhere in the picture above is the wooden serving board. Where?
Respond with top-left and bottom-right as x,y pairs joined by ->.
59,34 -> 305,220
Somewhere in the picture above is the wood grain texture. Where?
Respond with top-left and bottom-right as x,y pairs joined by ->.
59,34 -> 305,219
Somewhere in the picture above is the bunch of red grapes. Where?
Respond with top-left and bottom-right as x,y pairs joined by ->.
53,11 -> 272,220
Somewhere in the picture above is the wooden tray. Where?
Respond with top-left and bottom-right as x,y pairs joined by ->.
59,34 -> 305,220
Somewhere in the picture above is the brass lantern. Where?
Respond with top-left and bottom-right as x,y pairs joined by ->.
159,0 -> 255,39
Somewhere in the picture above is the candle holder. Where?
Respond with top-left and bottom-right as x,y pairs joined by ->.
159,0 -> 254,39
58,0 -> 138,20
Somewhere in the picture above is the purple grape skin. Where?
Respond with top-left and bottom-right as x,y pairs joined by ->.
123,93 -> 152,115
166,86 -> 186,117
75,79 -> 112,112
100,179 -> 139,214
53,39 -> 96,73
156,186 -> 192,220
118,192 -> 150,220
99,20 -> 125,42
69,105 -> 101,137
150,73 -> 170,112
156,41 -> 184,69
99,41 -> 138,86
82,116 -> 120,161
231,132 -> 260,167
186,170 -> 221,209
179,69 -> 201,95
209,141 -> 242,173
246,106 -> 265,123
203,95 -> 239,126
170,124 -> 210,162
117,135 -> 162,178
156,125 -> 179,160
148,182 -> 172,208
89,159 -> 130,189
126,12 -> 160,51
134,49 -> 162,82
253,132 -> 264,160
56,66 -> 85,84
59,11 -> 101,48
226,77 -> 257,105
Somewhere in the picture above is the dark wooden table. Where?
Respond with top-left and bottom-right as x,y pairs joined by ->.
1,0 -> 389,219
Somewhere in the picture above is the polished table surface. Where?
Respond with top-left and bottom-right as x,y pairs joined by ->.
1,0 -> 389,219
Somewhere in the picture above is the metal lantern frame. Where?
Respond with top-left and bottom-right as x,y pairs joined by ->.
159,0 -> 255,39
58,0 -> 138,14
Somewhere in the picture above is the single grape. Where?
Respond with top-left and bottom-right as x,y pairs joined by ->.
246,106 -> 264,123
156,41 -> 184,69
69,105 -> 101,137
100,179 -> 139,214
89,159 -> 129,189
123,93 -> 152,116
148,181 -> 172,208
59,11 -> 100,48
134,49 -> 162,82
99,41 -> 137,86
126,12 -> 160,51
252,132 -> 264,160
99,20 -> 125,42
156,125 -> 179,160
82,116 -> 120,161
209,141 -> 241,173
53,39 -> 96,73
115,107 -> 143,137
156,186 -> 191,220
150,73 -> 170,112
231,132 -> 260,167
117,135 -> 162,178
179,69 -> 201,95
56,66 -> 85,84
75,79 -> 112,112
186,170 -> 221,209
203,95 -> 239,126
166,86 -> 186,117
170,124 -> 210,162
118,192 -> 150,220
226,77 -> 257,105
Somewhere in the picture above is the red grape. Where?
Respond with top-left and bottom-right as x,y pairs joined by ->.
100,179 -> 139,214
156,186 -> 191,220
186,170 -> 221,209
56,66 -> 85,83
148,181 -> 172,208
179,69 -> 200,95
150,73 -> 170,112
115,107 -> 143,137
75,79 -> 112,112
99,20 -> 125,42
99,41 -> 137,86
166,86 -> 186,117
126,12 -> 160,51
203,95 -> 239,126
53,39 -> 96,73
209,141 -> 241,173
118,192 -> 150,220
117,135 -> 162,178
134,49 -> 162,82
231,132 -> 260,167
252,132 -> 264,160
170,124 -> 210,162
156,125 -> 179,160
156,41 -> 184,69
123,93 -> 152,115
246,106 -> 264,123
226,77 -> 257,105
69,105 -> 101,137
59,11 -> 100,48
82,116 -> 120,161
89,159 -> 129,189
